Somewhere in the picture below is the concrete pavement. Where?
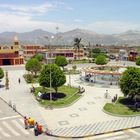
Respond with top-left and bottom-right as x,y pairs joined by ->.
0,70 -> 47,126
0,63 -> 140,138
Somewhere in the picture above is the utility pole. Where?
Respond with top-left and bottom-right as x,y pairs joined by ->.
56,26 -> 59,47
44,36 -> 54,107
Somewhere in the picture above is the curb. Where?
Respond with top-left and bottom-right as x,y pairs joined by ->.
34,87 -> 85,109
0,96 -> 25,118
2,94 -> 139,139
39,94 -> 83,109
48,125 -> 140,139
0,96 -> 51,136
102,107 -> 140,117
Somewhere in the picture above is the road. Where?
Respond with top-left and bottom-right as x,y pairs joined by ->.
0,60 -> 138,71
0,98 -> 60,140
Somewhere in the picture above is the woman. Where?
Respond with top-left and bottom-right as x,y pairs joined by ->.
34,122 -> 38,136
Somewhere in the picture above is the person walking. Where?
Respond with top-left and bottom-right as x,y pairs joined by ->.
104,90 -> 108,98
34,122 -> 38,136
18,78 -> 21,84
24,116 -> 28,129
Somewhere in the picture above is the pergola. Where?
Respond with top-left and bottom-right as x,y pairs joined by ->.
81,65 -> 127,85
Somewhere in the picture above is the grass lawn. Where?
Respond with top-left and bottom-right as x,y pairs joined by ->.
72,59 -> 89,64
104,97 -> 140,115
34,85 -> 81,108
64,69 -> 80,75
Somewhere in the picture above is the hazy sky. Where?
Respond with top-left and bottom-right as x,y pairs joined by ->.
0,0 -> 140,34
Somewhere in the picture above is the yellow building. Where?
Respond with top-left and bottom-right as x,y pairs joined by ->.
0,37 -> 24,65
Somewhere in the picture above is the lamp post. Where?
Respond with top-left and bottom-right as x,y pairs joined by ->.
5,71 -> 9,90
44,35 -> 54,107
56,26 -> 59,46
69,71 -> 71,86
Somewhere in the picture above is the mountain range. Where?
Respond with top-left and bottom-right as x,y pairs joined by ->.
0,28 -> 140,46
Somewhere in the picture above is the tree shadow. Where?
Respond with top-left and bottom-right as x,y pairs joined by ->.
41,92 -> 66,101
0,84 -> 5,88
119,98 -> 140,112
119,98 -> 135,105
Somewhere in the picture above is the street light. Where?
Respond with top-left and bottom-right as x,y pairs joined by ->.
69,71 -> 71,87
44,35 -> 54,107
56,26 -> 59,46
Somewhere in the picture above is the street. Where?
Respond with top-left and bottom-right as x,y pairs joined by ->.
0,99 -> 58,140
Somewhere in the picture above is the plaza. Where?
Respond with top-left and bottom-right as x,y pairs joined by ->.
0,60 -> 140,139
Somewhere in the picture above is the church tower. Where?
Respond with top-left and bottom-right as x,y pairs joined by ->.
12,36 -> 20,51
14,36 -> 19,45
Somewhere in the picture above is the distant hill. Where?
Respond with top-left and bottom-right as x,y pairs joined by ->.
0,29 -> 53,45
0,28 -> 140,46
113,30 -> 140,46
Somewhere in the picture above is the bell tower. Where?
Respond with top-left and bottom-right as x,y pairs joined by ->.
14,36 -> 19,45
12,36 -> 20,51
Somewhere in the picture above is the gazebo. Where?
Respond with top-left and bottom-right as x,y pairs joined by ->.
81,65 -> 126,85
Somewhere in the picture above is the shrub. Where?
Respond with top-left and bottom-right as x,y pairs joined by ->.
136,56 -> 140,66
23,74 -> 33,83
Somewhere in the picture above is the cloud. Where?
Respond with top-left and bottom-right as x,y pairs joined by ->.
0,2 -> 54,16
74,19 -> 83,23
0,1 -> 76,33
65,6 -> 74,11
0,12 -> 75,33
0,1 -> 140,34
0,1 -> 74,16
0,13 -> 140,34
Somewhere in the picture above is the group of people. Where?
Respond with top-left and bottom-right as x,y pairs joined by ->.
104,90 -> 118,103
24,116 -> 42,136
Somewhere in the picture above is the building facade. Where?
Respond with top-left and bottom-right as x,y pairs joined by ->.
23,45 -> 47,59
128,50 -> 138,61
42,48 -> 85,64
0,37 -> 24,65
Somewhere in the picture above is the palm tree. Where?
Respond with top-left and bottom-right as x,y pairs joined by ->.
73,37 -> 81,60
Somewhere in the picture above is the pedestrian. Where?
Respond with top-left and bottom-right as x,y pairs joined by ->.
24,116 -> 28,129
18,78 -> 21,84
104,90 -> 108,98
135,102 -> 138,111
34,122 -> 38,136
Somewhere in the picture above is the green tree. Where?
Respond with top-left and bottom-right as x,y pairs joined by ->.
55,56 -> 68,70
92,53 -> 100,58
92,48 -> 107,59
39,64 -> 66,93
92,48 -> 101,54
25,58 -> 42,76
119,67 -> 140,100
72,65 -> 77,72
95,54 -> 108,65
33,54 -> 43,61
74,37 -> 81,60
0,68 -> 4,79
136,56 -> 140,65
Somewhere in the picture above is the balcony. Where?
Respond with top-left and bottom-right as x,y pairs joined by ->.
0,53 -> 19,58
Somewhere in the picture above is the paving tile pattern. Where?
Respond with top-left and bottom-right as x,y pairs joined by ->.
50,116 -> 140,137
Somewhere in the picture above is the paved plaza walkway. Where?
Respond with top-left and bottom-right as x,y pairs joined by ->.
0,64 -> 140,137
